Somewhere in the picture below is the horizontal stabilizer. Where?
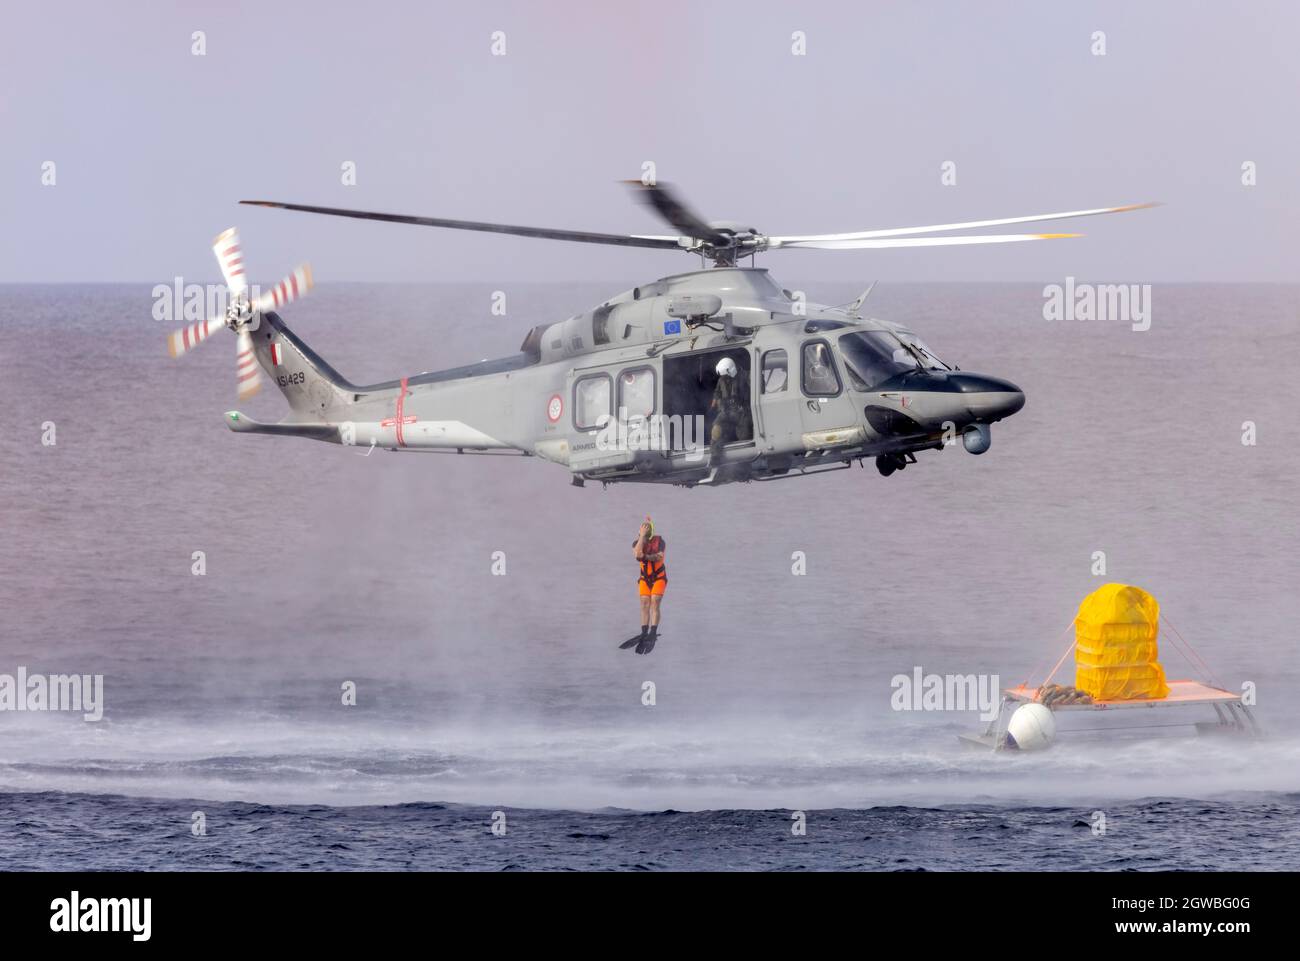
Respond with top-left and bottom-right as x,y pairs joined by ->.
224,411 -> 337,440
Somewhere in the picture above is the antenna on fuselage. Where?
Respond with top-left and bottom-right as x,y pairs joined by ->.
847,281 -> 877,317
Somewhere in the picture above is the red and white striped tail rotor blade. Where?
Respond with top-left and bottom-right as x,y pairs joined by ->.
253,263 -> 313,314
212,227 -> 248,297
235,329 -> 262,401
166,317 -> 225,358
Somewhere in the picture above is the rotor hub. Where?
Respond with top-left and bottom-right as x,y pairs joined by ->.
225,294 -> 254,329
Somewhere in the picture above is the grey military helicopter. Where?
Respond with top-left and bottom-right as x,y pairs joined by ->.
168,184 -> 1153,486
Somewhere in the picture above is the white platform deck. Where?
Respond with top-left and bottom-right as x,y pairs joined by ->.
1003,679 -> 1242,711
961,679 -> 1257,750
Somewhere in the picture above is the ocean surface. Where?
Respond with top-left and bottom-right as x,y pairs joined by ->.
2,281 -> 1298,870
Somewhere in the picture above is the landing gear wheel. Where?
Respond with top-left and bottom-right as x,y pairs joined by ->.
875,454 -> 905,477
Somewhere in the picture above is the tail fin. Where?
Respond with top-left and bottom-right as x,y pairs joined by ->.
251,313 -> 356,416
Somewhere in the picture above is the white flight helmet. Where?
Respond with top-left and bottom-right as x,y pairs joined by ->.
715,357 -> 738,378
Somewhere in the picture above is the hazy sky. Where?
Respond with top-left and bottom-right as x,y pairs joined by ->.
3,0 -> 1296,283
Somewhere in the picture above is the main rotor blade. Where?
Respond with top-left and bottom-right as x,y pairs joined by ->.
240,200 -> 685,250
623,181 -> 731,247
776,232 -> 1082,250
768,203 -> 1159,244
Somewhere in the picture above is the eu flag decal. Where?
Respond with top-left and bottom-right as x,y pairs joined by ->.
663,319 -> 681,335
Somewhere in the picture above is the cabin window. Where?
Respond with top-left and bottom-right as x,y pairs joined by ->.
761,349 -> 788,393
801,340 -> 841,397
573,374 -> 611,431
618,367 -> 656,418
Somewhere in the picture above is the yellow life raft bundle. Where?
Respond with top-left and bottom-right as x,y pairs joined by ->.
1073,583 -> 1169,701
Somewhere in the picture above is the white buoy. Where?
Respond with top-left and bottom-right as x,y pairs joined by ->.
1005,703 -> 1056,751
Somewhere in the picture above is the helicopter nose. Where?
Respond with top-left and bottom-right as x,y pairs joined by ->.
945,372 -> 1025,420
868,369 -> 1025,434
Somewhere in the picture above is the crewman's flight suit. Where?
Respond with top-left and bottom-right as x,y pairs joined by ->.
709,371 -> 752,461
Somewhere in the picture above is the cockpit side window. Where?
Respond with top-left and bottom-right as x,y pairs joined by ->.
761,349 -> 788,393
801,340 -> 841,397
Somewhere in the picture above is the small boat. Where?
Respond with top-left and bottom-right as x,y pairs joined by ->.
961,583 -> 1260,751
960,679 -> 1259,751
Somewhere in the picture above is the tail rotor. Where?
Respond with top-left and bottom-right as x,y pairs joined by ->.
166,227 -> 313,400
235,329 -> 261,400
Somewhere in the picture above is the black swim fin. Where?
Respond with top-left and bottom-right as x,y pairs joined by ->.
636,636 -> 657,655
619,636 -> 643,650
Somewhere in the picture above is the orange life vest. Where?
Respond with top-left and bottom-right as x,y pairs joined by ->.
636,535 -> 666,585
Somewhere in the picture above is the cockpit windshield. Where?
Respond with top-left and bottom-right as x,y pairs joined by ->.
837,330 -> 948,391
909,338 -> 948,371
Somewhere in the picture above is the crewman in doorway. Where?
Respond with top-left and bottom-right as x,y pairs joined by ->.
620,516 -> 666,654
708,356 -> 752,463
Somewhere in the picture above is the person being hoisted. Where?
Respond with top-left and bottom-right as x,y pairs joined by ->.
620,517 -> 666,655
708,356 -> 751,465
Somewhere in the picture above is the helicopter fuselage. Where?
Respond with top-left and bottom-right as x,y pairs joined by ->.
229,267 -> 1024,486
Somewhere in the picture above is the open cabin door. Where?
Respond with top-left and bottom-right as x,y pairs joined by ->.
662,344 -> 755,464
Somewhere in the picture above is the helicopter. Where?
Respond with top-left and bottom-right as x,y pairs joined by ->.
167,183 -> 1153,486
